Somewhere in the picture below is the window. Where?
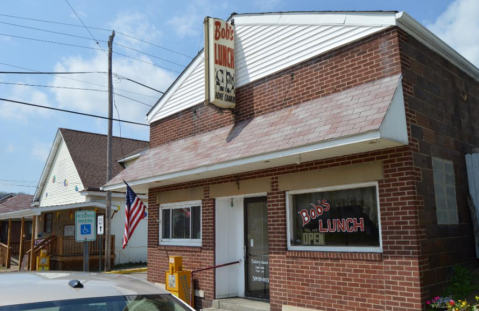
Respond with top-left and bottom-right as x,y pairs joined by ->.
160,201 -> 201,246
432,157 -> 458,224
287,183 -> 381,252
44,213 -> 53,233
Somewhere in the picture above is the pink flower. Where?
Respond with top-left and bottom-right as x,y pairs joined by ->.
426,301 -> 431,305
433,297 -> 440,301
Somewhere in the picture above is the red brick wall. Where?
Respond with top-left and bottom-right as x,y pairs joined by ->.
150,28 -> 401,148
147,146 -> 424,311
398,28 -> 479,301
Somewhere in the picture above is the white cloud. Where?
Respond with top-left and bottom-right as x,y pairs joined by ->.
167,0 -> 212,38
6,143 -> 16,153
110,12 -> 162,47
0,85 -> 52,122
426,0 -> 479,67
51,51 -> 175,129
31,142 -> 51,162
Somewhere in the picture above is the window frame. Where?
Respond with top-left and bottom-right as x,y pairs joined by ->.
286,181 -> 383,253
159,200 -> 202,247
44,213 -> 53,233
432,157 -> 458,225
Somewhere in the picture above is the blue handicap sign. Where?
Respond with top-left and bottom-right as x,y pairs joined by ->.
81,224 -> 91,235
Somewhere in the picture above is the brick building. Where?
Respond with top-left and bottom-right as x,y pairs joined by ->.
104,11 -> 479,311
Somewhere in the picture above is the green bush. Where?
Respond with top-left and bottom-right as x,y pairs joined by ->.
446,264 -> 476,301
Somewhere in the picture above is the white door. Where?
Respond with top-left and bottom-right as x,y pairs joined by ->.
215,197 -> 245,298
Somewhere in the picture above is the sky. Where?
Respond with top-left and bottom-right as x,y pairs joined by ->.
0,0 -> 478,195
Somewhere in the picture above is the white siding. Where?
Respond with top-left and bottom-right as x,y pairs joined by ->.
39,139 -> 86,207
149,22 -> 388,123
111,199 -> 147,264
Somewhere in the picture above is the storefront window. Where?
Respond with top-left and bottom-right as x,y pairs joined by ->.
287,183 -> 381,252
160,201 -> 201,246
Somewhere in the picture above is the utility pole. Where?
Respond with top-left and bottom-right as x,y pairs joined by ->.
105,30 -> 115,272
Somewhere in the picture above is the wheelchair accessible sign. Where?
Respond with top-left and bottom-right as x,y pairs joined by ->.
75,211 -> 96,242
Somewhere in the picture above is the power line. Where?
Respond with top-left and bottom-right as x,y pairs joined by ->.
0,33 -> 181,73
0,71 -> 107,75
0,32 -> 100,50
114,74 -> 164,94
0,20 -> 186,68
0,63 -> 161,98
0,81 -> 154,107
65,0 -> 107,56
0,183 -> 37,188
0,179 -> 36,183
0,97 -> 149,126
0,13 -> 193,59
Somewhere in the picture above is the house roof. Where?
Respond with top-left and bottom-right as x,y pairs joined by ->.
59,129 -> 149,191
33,129 -> 149,203
0,194 -> 33,214
105,74 -> 405,191
147,11 -> 479,124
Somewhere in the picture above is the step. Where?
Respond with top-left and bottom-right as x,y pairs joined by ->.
10,257 -> 19,265
211,298 -> 270,311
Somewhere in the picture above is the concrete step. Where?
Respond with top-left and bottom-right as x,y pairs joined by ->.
211,298 -> 270,311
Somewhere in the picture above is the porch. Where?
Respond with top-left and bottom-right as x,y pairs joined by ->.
1,234 -> 115,271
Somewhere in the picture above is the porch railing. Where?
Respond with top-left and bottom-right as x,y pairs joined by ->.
55,236 -> 115,257
0,243 -> 7,267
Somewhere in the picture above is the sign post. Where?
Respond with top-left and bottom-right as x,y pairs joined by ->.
75,211 -> 96,272
97,215 -> 104,272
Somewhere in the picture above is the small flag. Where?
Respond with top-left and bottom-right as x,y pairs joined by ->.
123,181 -> 147,249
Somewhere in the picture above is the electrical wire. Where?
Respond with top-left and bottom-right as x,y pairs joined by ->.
0,63 -> 161,98
0,33 -> 181,73
0,81 -> 154,107
65,0 -> 107,56
113,74 -> 164,94
0,183 -> 37,188
0,13 -> 193,58
0,97 -> 149,126
0,20 -> 186,68
0,179 -> 36,183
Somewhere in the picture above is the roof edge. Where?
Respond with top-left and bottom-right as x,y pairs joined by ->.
396,11 -> 479,82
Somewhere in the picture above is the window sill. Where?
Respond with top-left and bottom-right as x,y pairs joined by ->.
156,245 -> 202,252
286,250 -> 383,261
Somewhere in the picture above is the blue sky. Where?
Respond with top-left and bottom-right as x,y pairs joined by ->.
0,0 -> 478,195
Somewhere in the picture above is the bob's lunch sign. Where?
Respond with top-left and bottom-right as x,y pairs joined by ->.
204,17 -> 235,109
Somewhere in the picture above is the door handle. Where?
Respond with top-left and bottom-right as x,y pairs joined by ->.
243,245 -> 246,260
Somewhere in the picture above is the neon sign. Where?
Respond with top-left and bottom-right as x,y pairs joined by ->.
298,199 -> 365,233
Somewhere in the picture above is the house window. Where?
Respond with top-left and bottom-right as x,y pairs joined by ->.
159,201 -> 201,246
44,213 -> 53,233
287,183 -> 381,252
432,157 -> 458,224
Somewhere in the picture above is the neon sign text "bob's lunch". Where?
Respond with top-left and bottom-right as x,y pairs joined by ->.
298,199 -> 365,233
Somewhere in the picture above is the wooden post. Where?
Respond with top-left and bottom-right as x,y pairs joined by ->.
0,220 -> 2,243
30,216 -> 36,271
6,219 -> 12,268
105,30 -> 115,272
18,217 -> 25,268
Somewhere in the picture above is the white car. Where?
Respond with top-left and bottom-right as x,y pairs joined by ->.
0,272 -> 193,311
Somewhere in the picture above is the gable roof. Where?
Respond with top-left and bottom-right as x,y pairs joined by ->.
105,74 -> 406,191
147,11 -> 479,124
0,194 -> 33,214
33,129 -> 148,202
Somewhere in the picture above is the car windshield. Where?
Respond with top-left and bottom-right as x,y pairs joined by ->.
0,294 -> 190,311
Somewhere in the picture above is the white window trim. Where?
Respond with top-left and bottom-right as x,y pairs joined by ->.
159,200 -> 202,247
286,181 -> 383,253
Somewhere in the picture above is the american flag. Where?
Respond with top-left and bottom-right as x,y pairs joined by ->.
123,183 -> 147,249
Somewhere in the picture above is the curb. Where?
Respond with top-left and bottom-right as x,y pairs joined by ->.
106,267 -> 147,274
